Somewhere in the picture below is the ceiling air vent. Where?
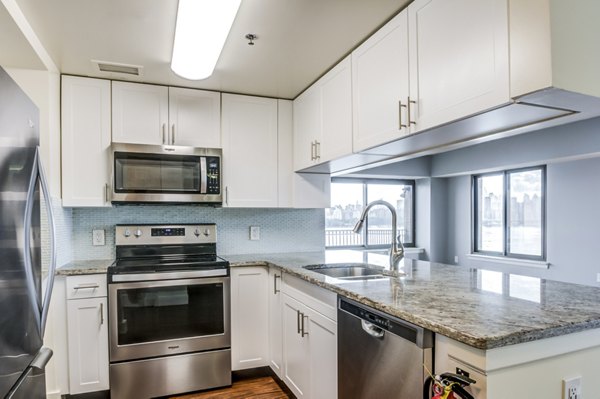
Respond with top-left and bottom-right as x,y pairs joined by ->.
92,60 -> 143,76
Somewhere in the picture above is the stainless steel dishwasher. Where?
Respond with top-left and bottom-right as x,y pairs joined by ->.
338,298 -> 434,399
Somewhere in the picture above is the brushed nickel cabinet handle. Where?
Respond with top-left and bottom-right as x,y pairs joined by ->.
73,283 -> 100,290
408,97 -> 417,126
301,314 -> 309,337
104,183 -> 110,203
171,124 -> 175,145
274,274 -> 281,294
310,141 -> 315,161
162,123 -> 167,144
315,141 -> 321,160
297,310 -> 302,334
399,100 -> 407,129
225,186 -> 229,206
100,303 -> 104,325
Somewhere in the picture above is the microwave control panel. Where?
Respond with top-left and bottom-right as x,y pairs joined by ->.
206,156 -> 220,195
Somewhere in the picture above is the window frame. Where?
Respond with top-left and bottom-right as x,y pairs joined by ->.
472,165 -> 546,261
327,177 -> 416,249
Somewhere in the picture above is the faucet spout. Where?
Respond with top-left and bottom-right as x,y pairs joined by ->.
353,200 -> 404,272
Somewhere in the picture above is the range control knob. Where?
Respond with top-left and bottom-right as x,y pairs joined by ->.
203,229 -> 211,237
194,228 -> 201,237
123,229 -> 131,238
134,228 -> 143,238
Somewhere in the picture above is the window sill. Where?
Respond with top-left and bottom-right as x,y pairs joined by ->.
466,254 -> 550,269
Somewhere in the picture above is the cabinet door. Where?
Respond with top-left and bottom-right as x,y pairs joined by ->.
61,76 -> 111,207
306,307 -> 337,399
352,10 -> 410,152
168,87 -> 221,147
268,267 -> 283,377
282,295 -> 310,398
67,297 -> 108,394
278,99 -> 331,208
221,94 -> 278,207
230,267 -> 269,370
293,85 -> 320,171
408,0 -> 509,132
112,81 -> 168,145
319,56 -> 353,163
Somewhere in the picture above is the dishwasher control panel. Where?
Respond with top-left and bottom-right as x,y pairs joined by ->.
339,297 -> 431,347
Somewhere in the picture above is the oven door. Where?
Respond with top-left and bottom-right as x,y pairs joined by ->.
108,277 -> 230,362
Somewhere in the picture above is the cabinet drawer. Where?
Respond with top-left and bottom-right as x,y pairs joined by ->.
66,274 -> 107,299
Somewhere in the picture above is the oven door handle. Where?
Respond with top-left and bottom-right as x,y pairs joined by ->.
110,269 -> 228,282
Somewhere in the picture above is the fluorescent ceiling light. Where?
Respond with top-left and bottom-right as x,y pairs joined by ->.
171,0 -> 242,80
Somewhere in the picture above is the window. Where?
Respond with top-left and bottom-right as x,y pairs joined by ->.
325,179 -> 415,248
473,166 -> 545,260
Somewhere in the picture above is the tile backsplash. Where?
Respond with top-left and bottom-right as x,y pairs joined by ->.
71,206 -> 325,260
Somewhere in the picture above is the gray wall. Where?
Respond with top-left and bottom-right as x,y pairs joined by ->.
412,116 -> 600,286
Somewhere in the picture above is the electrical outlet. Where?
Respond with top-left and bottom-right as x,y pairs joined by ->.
563,377 -> 581,399
249,226 -> 260,241
92,229 -> 105,246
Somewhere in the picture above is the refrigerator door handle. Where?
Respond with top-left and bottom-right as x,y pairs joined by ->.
23,147 -> 57,337
23,149 -> 41,333
37,147 -> 57,337
5,347 -> 53,399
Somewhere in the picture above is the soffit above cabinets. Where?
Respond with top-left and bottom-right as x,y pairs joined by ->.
13,0 -> 409,99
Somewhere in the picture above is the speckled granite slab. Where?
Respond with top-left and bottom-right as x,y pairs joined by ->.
224,252 -> 600,350
56,259 -> 113,275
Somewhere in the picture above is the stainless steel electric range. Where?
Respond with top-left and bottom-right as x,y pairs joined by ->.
107,224 -> 231,399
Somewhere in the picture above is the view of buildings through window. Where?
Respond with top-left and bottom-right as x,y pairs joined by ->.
475,167 -> 544,258
325,180 -> 414,248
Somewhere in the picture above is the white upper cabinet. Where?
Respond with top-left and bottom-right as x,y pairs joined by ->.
279,100 -> 331,209
168,87 -> 221,147
293,55 -> 352,171
112,81 -> 168,145
221,94 -> 278,207
352,10 -> 410,152
319,57 -> 353,162
293,84 -> 321,171
112,81 -> 221,146
61,76 -> 111,207
408,0 -> 509,132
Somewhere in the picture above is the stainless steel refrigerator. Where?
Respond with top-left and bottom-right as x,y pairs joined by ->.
0,66 -> 57,398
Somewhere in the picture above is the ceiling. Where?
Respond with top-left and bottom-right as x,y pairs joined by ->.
11,0 -> 409,99
0,2 -> 45,70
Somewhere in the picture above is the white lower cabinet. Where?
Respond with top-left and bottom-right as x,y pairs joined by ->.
65,275 -> 109,394
230,267 -> 269,370
281,275 -> 338,399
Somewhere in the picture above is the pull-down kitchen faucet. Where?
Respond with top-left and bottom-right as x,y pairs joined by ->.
353,200 -> 404,272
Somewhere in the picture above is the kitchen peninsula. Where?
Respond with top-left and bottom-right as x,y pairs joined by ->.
58,251 -> 600,399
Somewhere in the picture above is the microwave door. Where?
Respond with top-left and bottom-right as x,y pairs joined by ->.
200,157 -> 207,194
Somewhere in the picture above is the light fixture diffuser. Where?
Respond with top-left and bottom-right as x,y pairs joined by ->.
171,0 -> 242,80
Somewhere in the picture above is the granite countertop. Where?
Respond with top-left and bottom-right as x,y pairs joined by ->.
224,251 -> 600,350
56,259 -> 113,275
56,251 -> 600,350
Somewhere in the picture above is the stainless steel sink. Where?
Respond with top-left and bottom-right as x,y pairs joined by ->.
303,263 -> 387,280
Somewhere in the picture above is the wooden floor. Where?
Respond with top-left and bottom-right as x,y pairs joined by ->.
170,376 -> 290,399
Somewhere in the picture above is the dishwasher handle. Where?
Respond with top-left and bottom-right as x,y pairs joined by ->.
361,320 -> 384,339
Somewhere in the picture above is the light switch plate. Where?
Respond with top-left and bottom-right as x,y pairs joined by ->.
92,229 -> 105,246
250,226 -> 260,241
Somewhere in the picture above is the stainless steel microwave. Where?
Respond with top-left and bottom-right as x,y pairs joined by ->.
110,144 -> 222,204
